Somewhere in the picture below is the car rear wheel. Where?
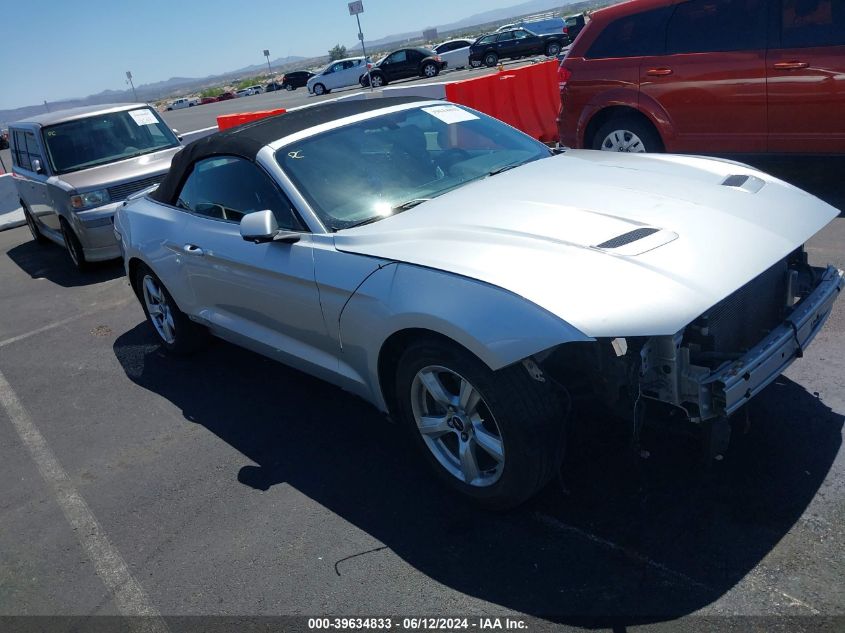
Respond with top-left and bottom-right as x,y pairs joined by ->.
395,338 -> 566,510
483,52 -> 499,67
134,264 -> 207,355
313,83 -> 326,95
593,116 -> 662,153
370,73 -> 385,87
22,201 -> 47,244
285,84 -> 294,91
546,42 -> 561,56
421,62 -> 438,78
59,218 -> 87,271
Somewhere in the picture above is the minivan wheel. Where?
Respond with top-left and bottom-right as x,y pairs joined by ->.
134,264 -> 207,355
59,218 -> 88,271
22,202 -> 47,244
395,339 -> 566,510
593,116 -> 662,153
484,52 -> 499,67
546,42 -> 561,56
313,83 -> 326,95
422,62 -> 438,78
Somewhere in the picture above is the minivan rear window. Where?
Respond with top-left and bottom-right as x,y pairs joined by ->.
780,0 -> 845,47
586,7 -> 672,59
666,0 -> 767,54
43,108 -> 180,175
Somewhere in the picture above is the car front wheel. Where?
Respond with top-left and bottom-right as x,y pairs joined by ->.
60,218 -> 87,271
286,84 -> 294,91
395,339 -> 566,510
134,264 -> 207,354
593,115 -> 662,153
313,83 -> 326,95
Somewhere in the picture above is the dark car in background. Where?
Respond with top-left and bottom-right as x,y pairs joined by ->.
469,28 -> 568,67
199,96 -> 219,105
360,47 -> 445,87
564,13 -> 587,40
216,91 -> 237,101
281,71 -> 315,91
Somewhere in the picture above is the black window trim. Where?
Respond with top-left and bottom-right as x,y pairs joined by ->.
167,154 -> 308,232
10,127 -> 45,173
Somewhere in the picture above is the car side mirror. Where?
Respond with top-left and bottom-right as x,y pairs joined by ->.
31,158 -> 45,174
240,209 -> 300,244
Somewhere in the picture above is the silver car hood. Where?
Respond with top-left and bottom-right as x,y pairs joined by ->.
334,151 -> 839,338
57,146 -> 180,192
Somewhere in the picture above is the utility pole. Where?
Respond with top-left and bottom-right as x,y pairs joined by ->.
264,50 -> 272,75
348,1 -> 373,91
43,100 -> 50,113
126,71 -> 138,102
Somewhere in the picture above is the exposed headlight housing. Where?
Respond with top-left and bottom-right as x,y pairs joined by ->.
71,189 -> 111,210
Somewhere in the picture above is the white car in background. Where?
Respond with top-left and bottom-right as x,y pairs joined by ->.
307,56 -> 369,96
235,88 -> 254,97
433,39 -> 473,70
166,97 -> 198,110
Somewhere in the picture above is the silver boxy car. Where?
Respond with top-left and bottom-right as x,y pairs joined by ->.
10,103 -> 182,270
115,97 -> 843,509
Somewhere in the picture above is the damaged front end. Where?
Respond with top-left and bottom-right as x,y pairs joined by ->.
638,249 -> 843,422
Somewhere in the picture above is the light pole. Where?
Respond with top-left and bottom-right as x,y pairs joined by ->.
126,71 -> 138,102
264,49 -> 272,75
348,1 -> 373,91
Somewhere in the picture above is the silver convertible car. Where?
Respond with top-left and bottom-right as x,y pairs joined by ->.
115,97 -> 843,509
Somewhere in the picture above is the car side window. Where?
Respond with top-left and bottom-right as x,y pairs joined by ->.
12,130 -> 33,170
497,31 -> 515,42
780,0 -> 845,47
586,7 -> 672,58
387,50 -> 407,63
513,29 -> 531,39
176,156 -> 300,229
478,35 -> 497,45
666,0 -> 767,54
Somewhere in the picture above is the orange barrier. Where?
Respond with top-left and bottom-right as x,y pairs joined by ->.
445,61 -> 561,143
216,108 -> 286,131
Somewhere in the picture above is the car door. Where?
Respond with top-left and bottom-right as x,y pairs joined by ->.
380,50 -> 408,81
512,29 -> 540,55
638,0 -> 769,153
767,0 -> 845,152
173,155 -> 331,371
494,31 -> 519,58
321,61 -> 345,89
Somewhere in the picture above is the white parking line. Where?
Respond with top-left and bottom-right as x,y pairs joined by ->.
0,296 -> 133,349
0,368 -> 168,632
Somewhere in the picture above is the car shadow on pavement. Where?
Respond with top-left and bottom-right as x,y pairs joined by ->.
6,238 -> 123,288
113,323 -> 842,627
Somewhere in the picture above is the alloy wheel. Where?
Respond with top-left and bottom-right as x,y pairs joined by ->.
423,64 -> 437,77
410,365 -> 505,487
142,274 -> 176,345
600,129 -> 647,153
371,74 -> 384,87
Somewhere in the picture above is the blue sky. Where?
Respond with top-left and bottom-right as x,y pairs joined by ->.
0,0 -> 525,110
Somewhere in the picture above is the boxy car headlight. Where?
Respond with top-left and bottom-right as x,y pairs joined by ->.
70,189 -> 111,210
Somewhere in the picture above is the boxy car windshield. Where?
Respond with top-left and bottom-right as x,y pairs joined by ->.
43,108 -> 180,174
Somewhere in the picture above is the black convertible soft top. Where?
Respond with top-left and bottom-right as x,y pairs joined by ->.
151,96 -> 429,205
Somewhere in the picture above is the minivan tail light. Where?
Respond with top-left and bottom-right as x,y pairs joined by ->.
558,65 -> 572,91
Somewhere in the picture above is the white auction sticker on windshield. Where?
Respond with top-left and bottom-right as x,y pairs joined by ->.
422,105 -> 478,124
128,109 -> 158,126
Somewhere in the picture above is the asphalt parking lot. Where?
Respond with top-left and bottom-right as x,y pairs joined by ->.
0,153 -> 843,632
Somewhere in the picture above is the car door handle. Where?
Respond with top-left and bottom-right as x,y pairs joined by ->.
183,244 -> 204,256
646,67 -> 673,77
773,61 -> 808,70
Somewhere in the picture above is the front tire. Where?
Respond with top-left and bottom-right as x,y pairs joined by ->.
285,84 -> 294,91
370,73 -> 385,88
134,264 -> 207,355
483,52 -> 499,68
313,83 -> 326,96
593,115 -> 663,153
59,218 -> 88,271
395,339 -> 566,510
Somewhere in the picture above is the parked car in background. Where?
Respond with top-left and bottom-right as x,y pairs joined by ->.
235,88 -> 254,97
470,27 -> 567,67
496,12 -> 568,36
10,103 -> 182,270
166,97 -> 197,110
307,56 -> 369,95
200,96 -> 219,105
0,128 -> 8,150
247,85 -> 264,94
216,91 -> 236,101
557,0 -> 845,154
115,97 -> 843,509
564,13 -> 587,41
433,39 -> 473,70
265,81 -> 283,92
360,47 -> 445,87
281,70 -> 315,91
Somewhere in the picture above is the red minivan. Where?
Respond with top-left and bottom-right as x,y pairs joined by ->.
557,0 -> 845,154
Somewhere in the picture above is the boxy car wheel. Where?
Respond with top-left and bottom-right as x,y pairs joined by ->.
395,338 -> 566,510
134,263 -> 207,355
59,218 -> 88,271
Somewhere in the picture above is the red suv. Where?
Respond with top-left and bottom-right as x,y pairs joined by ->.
557,0 -> 845,154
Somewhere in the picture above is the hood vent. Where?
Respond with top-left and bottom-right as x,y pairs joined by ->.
721,174 -> 765,193
596,227 -> 660,249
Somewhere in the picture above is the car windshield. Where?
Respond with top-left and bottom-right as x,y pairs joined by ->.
43,108 -> 180,174
276,104 -> 551,230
